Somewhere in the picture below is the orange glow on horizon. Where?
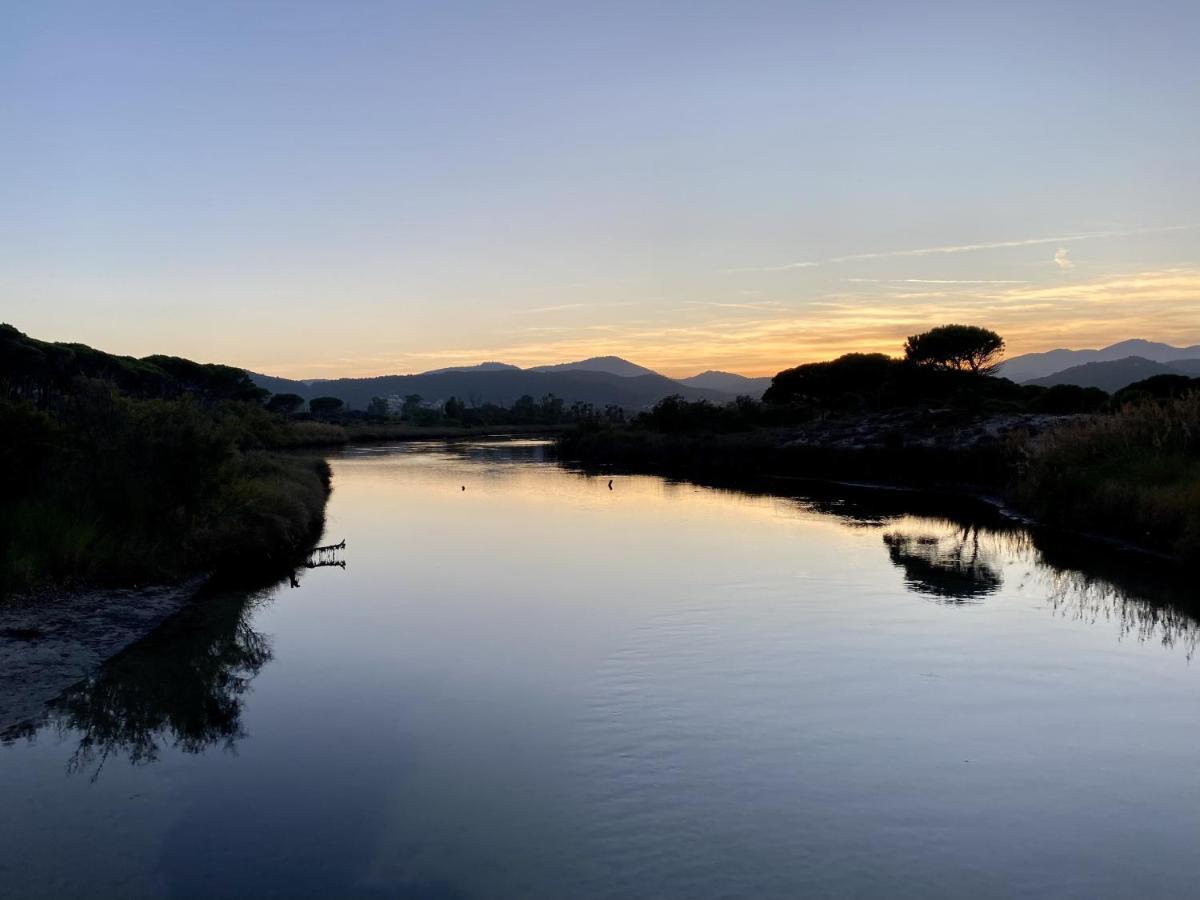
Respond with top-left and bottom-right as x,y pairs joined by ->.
246,268 -> 1200,380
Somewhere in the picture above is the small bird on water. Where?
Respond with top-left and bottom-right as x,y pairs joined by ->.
608,479 -> 613,490
461,485 -> 465,491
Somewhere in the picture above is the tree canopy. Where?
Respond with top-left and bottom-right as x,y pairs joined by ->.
904,325 -> 1005,375
266,392 -> 305,415
309,396 -> 344,415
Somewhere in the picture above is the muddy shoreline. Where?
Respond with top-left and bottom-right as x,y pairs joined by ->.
0,576 -> 209,736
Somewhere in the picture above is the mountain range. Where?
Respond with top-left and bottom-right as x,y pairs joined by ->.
249,356 -> 770,411
999,339 -> 1200,382
1025,356 -> 1200,392
250,340 -> 1200,410
999,340 -> 1200,392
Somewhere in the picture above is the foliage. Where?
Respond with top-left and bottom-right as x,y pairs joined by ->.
1016,392 -> 1200,559
0,323 -> 265,407
0,325 -> 331,596
904,325 -> 1006,375
266,392 -> 305,415
308,396 -> 344,415
635,394 -> 765,433
1023,383 -> 1109,414
1114,374 -> 1200,404
763,352 -> 1024,415
764,353 -> 896,409
442,396 -> 465,420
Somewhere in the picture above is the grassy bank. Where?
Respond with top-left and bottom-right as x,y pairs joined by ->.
1,326 -> 334,597
1015,394 -> 1200,559
558,399 -> 1200,562
0,392 -> 332,597
558,413 -> 1021,488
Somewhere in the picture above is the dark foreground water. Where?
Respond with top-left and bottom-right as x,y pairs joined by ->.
3,440 -> 1199,899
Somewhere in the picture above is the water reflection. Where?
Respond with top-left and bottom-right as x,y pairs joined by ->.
11,586 -> 274,780
1042,569 -> 1200,658
882,525 -> 1003,602
9,444 -> 1200,791
604,464 -> 1200,651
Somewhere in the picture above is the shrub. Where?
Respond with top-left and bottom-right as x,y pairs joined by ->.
1016,393 -> 1200,559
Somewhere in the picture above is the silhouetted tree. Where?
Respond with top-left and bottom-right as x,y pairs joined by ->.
764,353 -> 896,408
366,396 -> 389,418
904,325 -> 1005,375
308,396 -> 344,415
443,396 -> 465,419
401,394 -> 424,419
266,392 -> 305,415
512,394 -> 537,420
1115,374 -> 1200,404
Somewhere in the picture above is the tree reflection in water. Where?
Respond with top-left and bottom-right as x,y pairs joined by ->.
46,586 -> 275,781
1040,569 -> 1200,659
877,513 -> 1199,657
882,524 -> 1003,602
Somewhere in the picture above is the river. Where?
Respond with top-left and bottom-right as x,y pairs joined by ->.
2,439 -> 1198,899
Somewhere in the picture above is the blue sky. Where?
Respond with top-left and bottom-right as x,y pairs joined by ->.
2,1 -> 1198,376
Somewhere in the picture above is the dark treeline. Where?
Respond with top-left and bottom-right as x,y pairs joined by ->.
560,325 -> 1200,561
281,389 -> 628,428
1,325 -> 330,596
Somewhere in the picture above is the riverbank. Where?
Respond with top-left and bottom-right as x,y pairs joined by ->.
279,420 -> 567,447
0,577 -> 209,735
557,403 -> 1200,562
558,409 -> 1049,489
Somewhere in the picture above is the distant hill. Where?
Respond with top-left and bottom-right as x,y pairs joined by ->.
248,367 -> 735,410
678,370 -> 772,397
1166,358 -> 1200,376
1001,339 -> 1200,382
527,356 -> 658,378
1026,356 -> 1185,392
419,362 -> 520,375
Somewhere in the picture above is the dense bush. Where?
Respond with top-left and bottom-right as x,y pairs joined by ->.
762,353 -> 1027,416
1023,383 -> 1109,414
0,325 -> 332,596
1114,374 -> 1200,405
1016,393 -> 1200,559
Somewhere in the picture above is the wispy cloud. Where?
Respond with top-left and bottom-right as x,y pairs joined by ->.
511,302 -> 593,315
391,268 -> 1200,377
511,300 -> 638,316
1054,247 -> 1075,270
261,268 -> 1200,379
893,278 -> 1030,285
725,223 -> 1200,274
682,299 -> 787,311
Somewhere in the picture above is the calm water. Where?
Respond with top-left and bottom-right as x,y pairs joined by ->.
3,440 -> 1199,899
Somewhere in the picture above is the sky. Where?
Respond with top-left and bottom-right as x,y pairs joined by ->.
2,1 -> 1198,378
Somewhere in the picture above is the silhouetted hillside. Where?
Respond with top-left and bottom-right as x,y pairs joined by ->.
526,356 -> 658,377
420,362 -> 521,375
248,367 -> 734,410
1001,339 -> 1200,382
1166,358 -> 1200,376
679,370 -> 771,397
1026,356 -> 1181,392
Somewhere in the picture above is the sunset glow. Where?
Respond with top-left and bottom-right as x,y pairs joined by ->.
3,3 -> 1196,377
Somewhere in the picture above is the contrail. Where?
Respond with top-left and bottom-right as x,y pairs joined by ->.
724,223 -> 1200,273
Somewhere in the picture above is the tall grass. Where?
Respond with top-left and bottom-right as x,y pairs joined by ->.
1015,393 -> 1200,559
0,387 -> 332,596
